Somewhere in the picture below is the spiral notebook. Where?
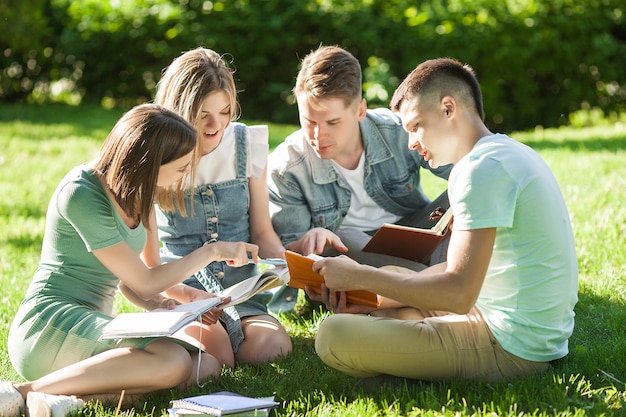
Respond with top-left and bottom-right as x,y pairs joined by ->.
170,391 -> 278,416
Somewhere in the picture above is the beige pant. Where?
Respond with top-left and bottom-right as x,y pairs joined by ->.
315,306 -> 549,383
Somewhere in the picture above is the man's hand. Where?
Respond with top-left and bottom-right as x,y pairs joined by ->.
296,227 -> 349,255
305,284 -> 373,314
312,254 -> 363,291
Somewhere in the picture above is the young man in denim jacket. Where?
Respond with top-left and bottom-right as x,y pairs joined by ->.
267,45 -> 451,270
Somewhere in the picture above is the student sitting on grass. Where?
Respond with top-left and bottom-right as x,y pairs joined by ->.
1,103 -> 258,417
138,47 -> 292,362
309,58 -> 578,383
267,45 -> 452,271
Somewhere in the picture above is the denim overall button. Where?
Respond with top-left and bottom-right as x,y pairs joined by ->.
216,271 -> 225,278
210,232 -> 218,239
210,217 -> 218,223
204,189 -> 214,196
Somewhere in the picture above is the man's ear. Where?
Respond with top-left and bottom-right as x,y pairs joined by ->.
357,98 -> 367,121
441,96 -> 455,117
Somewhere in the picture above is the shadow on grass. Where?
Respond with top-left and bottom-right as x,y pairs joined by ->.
564,289 -> 626,382
269,287 -> 626,416
0,103 -> 123,141
91,291 -> 626,416
0,202 -> 46,219
3,233 -> 43,251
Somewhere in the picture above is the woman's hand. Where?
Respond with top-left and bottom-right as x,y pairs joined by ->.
205,241 -> 259,266
201,297 -> 230,325
155,297 -> 179,310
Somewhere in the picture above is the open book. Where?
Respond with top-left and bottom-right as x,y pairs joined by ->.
363,207 -> 453,264
101,268 -> 286,340
170,391 -> 278,416
284,250 -> 381,308
101,297 -> 223,340
218,267 -> 287,308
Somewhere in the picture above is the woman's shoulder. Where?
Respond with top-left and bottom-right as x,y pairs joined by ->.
56,165 -> 105,202
232,122 -> 269,145
56,164 -> 99,192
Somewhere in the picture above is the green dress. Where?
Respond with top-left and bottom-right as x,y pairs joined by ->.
8,165 -> 154,381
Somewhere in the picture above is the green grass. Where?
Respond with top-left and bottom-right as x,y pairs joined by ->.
1,103 -> 625,416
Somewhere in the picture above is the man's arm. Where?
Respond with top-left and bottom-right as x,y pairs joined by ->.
268,165 -> 349,255
267,170 -> 314,245
313,227 -> 496,314
248,163 -> 286,259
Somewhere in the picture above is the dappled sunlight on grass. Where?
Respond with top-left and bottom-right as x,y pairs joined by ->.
1,104 -> 624,416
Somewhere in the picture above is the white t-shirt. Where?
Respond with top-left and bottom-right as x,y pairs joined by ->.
450,133 -> 578,362
332,152 -> 401,232
193,123 -> 269,186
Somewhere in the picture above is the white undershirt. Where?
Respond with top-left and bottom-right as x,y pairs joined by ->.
193,124 -> 268,186
332,153 -> 401,232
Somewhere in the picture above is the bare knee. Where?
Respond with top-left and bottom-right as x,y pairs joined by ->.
211,344 -> 235,369
181,353 -> 222,389
236,316 -> 292,364
193,322 -> 235,368
146,341 -> 194,389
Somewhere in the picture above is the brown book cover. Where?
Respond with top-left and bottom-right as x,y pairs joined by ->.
284,250 -> 381,308
363,209 -> 453,264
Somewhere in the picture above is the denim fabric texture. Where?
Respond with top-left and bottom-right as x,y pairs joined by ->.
156,124 -> 268,351
268,108 -> 451,247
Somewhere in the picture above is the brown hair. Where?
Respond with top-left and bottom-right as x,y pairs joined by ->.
294,45 -> 362,108
390,57 -> 484,120
93,103 -> 196,229
154,47 -> 239,212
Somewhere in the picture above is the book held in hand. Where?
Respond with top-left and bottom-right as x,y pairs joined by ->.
170,391 -> 279,416
362,206 -> 453,264
100,297 -> 223,340
283,250 -> 381,308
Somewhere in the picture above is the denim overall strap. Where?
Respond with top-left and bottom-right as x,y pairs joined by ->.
193,124 -> 250,352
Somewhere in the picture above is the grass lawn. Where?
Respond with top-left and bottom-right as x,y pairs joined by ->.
0,103 -> 625,416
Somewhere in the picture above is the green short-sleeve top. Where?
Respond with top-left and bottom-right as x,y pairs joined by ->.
24,164 -> 147,311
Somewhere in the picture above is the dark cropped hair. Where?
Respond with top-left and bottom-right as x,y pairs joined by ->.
391,57 -> 484,120
94,103 -> 196,229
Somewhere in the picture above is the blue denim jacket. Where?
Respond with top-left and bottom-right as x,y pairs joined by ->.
268,108 -> 451,246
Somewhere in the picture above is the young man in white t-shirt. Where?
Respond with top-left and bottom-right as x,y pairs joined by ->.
268,45 -> 451,272
310,57 -> 578,382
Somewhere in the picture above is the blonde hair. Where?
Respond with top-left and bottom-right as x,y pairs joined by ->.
153,47 -> 240,212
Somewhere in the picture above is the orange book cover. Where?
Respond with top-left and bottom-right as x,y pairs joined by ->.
284,250 -> 381,308
363,209 -> 453,264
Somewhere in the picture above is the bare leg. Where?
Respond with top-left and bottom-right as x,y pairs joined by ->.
235,315 -> 292,364
182,351 -> 222,388
172,321 -> 235,368
12,338 -> 220,402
